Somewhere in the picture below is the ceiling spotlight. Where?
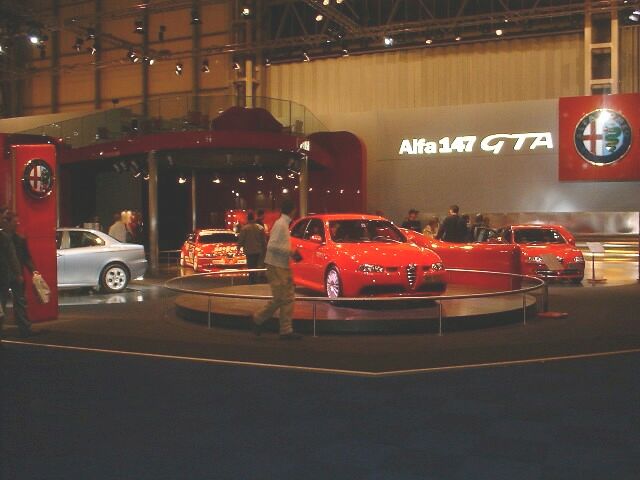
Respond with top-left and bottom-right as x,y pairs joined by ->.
265,58 -> 271,67
336,0 -> 343,4
383,36 -> 394,46
88,43 -> 97,55
342,48 -> 349,57
86,28 -> 96,40
454,33 -> 462,41
288,172 -> 296,179
303,52 -> 310,62
630,11 -> 640,21
275,174 -> 283,181
241,7 -> 251,16
282,188 -> 289,194
257,174 -> 264,181
0,45 -> 5,54
315,14 -> 323,22
495,28 -> 503,36
323,0 -> 330,5
340,189 -> 344,194
425,38 -> 433,45
201,59 -> 210,73
212,175 -> 221,184
233,62 -> 240,70
134,20 -> 144,34
191,8 -> 201,25
308,187 -> 313,192
175,63 -> 183,75
178,176 -> 187,184
238,176 -> 247,183
29,35 -> 40,45
73,37 -> 84,52
147,57 -> 155,65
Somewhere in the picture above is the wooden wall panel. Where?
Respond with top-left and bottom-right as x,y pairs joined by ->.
266,34 -> 585,117
620,27 -> 640,93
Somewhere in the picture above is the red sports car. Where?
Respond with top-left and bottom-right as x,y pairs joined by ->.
500,224 -> 585,283
290,214 -> 447,298
180,229 -> 246,272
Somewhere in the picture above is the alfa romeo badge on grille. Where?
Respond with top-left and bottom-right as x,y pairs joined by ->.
22,159 -> 55,199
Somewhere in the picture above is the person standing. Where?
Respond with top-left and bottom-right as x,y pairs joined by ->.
252,199 -> 301,340
237,211 -> 267,284
436,205 -> 467,242
0,209 -> 38,339
108,212 -> 128,242
401,209 -> 422,233
422,217 -> 440,238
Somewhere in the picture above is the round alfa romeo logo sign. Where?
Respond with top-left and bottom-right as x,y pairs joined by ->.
574,109 -> 632,166
22,159 -> 54,199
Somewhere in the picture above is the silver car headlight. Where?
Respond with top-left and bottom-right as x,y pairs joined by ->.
573,256 -> 585,263
430,262 -> 444,271
358,264 -> 385,273
526,256 -> 544,264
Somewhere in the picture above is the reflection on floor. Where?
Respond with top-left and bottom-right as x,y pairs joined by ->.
58,287 -> 147,306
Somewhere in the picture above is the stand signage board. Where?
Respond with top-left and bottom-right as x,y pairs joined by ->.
10,144 -> 59,322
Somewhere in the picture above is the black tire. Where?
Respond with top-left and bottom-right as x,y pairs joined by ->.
325,266 -> 343,299
99,263 -> 130,293
571,277 -> 583,285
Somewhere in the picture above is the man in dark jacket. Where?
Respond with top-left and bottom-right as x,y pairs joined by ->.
237,211 -> 267,284
436,204 -> 468,243
0,209 -> 37,339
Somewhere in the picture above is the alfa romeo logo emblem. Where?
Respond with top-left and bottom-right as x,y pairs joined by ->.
22,159 -> 54,199
574,109 -> 632,166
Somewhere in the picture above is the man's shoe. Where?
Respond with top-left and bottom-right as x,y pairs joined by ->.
251,317 -> 263,337
279,332 -> 302,340
18,330 -> 41,339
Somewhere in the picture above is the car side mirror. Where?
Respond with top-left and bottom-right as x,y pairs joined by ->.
309,234 -> 324,244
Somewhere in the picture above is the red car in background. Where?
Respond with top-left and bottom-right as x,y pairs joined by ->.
404,224 -> 584,283
180,229 -> 246,272
500,224 -> 585,283
290,214 -> 447,298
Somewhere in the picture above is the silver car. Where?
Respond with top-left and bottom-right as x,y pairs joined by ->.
56,228 -> 148,293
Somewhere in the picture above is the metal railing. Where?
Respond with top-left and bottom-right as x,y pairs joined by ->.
165,268 -> 547,336
19,95 -> 327,149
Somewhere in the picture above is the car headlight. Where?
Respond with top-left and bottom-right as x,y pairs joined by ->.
358,264 -> 385,273
430,262 -> 444,271
573,256 -> 585,263
526,256 -> 544,264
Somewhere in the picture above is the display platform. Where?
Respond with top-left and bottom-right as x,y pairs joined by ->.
174,283 -> 538,334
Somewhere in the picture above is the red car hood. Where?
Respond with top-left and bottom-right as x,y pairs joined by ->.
333,241 -> 442,266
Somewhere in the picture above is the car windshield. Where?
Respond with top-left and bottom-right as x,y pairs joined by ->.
328,220 -> 405,243
199,233 -> 238,244
513,228 -> 565,244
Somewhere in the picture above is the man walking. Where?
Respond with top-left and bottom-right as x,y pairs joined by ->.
237,211 -> 266,284
252,199 -> 301,340
0,208 -> 37,340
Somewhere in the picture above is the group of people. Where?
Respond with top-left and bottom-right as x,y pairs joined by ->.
82,211 -> 144,244
0,207 -> 38,347
401,206 -> 489,243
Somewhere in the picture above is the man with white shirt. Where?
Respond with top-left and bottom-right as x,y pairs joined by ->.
252,199 -> 301,340
108,212 -> 128,242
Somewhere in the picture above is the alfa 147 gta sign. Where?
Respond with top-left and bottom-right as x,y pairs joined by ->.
398,132 -> 554,156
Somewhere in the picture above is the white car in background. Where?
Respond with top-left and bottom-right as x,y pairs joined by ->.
56,228 -> 148,293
